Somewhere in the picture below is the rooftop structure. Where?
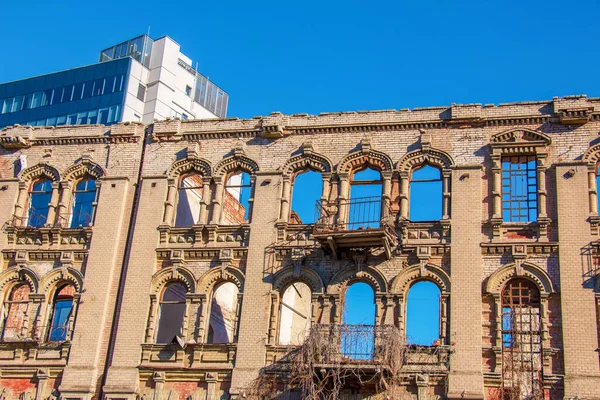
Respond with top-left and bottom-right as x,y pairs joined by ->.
0,34 -> 228,130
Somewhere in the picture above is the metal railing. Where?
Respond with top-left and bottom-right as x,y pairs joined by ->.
0,323 -> 70,343
310,324 -> 400,364
314,196 -> 393,233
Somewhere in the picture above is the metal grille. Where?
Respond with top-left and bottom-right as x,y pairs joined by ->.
314,196 -> 388,232
501,279 -> 543,398
501,156 -> 537,222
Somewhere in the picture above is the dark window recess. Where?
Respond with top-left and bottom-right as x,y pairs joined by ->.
185,85 -> 192,97
137,83 -> 146,101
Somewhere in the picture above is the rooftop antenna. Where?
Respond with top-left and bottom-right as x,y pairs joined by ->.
147,25 -> 151,37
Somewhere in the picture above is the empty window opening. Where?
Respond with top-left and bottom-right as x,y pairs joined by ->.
222,171 -> 251,224
155,282 -> 187,344
27,178 -> 53,228
1,284 -> 30,341
501,279 -> 542,397
348,167 -> 382,230
406,281 -> 441,345
290,170 -> 322,224
502,156 -> 537,222
48,284 -> 75,342
278,282 -> 312,345
70,177 -> 97,228
342,282 -> 375,360
207,282 -> 239,344
175,173 -> 203,227
410,164 -> 442,222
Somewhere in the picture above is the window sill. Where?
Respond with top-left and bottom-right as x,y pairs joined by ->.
157,224 -> 250,247
486,217 -> 551,242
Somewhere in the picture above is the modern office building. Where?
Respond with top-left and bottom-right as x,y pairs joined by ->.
0,35 -> 228,129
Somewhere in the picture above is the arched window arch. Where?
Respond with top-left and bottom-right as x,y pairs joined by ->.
500,278 -> 542,396
70,176 -> 98,228
406,281 -> 441,345
175,173 -> 204,227
409,164 -> 442,222
290,170 -> 322,225
348,167 -> 382,230
48,284 -> 75,341
155,282 -> 187,344
278,282 -> 312,345
1,284 -> 31,341
207,282 -> 240,344
222,171 -> 252,224
27,178 -> 53,228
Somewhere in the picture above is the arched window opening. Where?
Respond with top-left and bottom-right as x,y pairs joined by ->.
278,282 -> 312,345
406,281 -> 441,345
70,177 -> 97,228
290,170 -> 322,225
223,171 -> 251,224
1,284 -> 30,341
501,279 -> 542,396
342,282 -> 375,360
348,167 -> 382,230
48,284 -> 75,341
27,178 -> 53,228
155,282 -> 187,344
409,164 -> 442,222
207,282 -> 239,344
175,173 -> 203,227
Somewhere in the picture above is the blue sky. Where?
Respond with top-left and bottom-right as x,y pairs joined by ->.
1,0 -> 598,119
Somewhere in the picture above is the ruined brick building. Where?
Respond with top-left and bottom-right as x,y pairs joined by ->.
0,95 -> 598,399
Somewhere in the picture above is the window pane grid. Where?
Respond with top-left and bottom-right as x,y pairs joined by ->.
501,156 -> 537,222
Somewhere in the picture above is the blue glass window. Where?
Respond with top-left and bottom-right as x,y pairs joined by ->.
27,178 -> 53,228
73,83 -> 84,101
410,164 -> 443,221
30,92 -> 43,109
502,156 -> 538,222
62,85 -> 74,103
12,95 -> 23,112
1,98 -> 12,114
48,297 -> 73,342
22,94 -> 32,110
91,79 -> 104,96
41,89 -> 53,106
71,178 -> 97,228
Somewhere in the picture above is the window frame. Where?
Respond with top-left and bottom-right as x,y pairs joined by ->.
408,163 -> 444,222
222,170 -> 253,225
155,282 -> 188,344
500,155 -> 538,223
26,178 -> 54,228
69,176 -> 99,228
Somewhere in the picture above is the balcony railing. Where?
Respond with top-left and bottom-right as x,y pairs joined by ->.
308,324 -> 402,365
315,196 -> 393,233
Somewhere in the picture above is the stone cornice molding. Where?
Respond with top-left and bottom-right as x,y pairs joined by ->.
490,127 -> 552,154
326,265 -> 388,294
40,266 -> 84,294
18,163 -> 60,183
337,139 -> 394,174
197,266 -> 245,295
281,143 -> 333,177
151,266 -> 197,295
0,266 -> 39,293
62,156 -> 105,182
168,157 -> 212,180
213,146 -> 260,178
271,265 -> 325,294
390,263 -> 450,295
484,262 -> 554,296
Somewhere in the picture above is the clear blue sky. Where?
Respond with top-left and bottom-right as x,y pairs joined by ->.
1,0 -> 598,119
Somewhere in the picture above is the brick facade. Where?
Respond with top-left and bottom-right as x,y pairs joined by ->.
0,95 -> 598,399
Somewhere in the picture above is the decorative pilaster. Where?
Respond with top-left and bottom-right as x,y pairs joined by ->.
46,181 -> 60,226
163,178 -> 177,225
210,177 -> 224,225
